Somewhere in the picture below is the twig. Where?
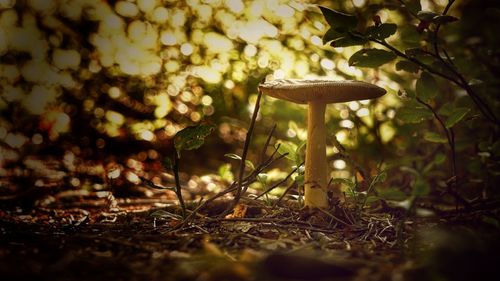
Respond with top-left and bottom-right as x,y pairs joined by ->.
255,161 -> 303,199
415,97 -> 471,209
396,0 -> 420,20
415,97 -> 456,177
178,143 -> 288,226
430,0 -> 498,125
223,89 -> 263,216
272,181 -> 298,209
317,208 -> 352,226
260,124 -> 277,164
370,38 -> 499,125
173,152 -> 186,218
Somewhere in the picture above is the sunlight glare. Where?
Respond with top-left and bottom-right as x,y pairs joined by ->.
244,44 -> 257,57
333,159 -> 346,170
180,43 -> 194,56
225,0 -> 244,13
139,130 -> 155,141
152,7 -> 168,23
353,0 -> 366,8
160,31 -> 176,45
201,95 -> 213,106
106,110 -> 125,125
115,1 -> 139,17
356,108 -> 370,117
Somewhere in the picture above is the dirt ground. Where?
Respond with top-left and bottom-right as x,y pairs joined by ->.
1,190 -> 500,281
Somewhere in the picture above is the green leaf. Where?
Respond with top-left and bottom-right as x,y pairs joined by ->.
398,88 -> 416,99
445,107 -> 470,128
424,131 -> 447,143
433,153 -> 446,165
399,26 -> 421,47
245,160 -> 255,171
218,163 -> 234,182
372,172 -> 387,184
329,32 -> 367,47
416,72 -> 438,102
295,174 -> 304,186
396,60 -> 420,73
174,124 -> 215,156
433,15 -> 459,24
417,11 -> 439,21
323,28 -> 343,44
404,0 -> 422,15
225,153 -> 242,160
276,140 -> 297,161
257,173 -> 268,185
438,102 -> 454,116
348,48 -> 397,68
319,6 -> 358,32
225,154 -> 255,170
295,140 -> 306,167
412,178 -> 430,196
397,106 -> 433,123
366,23 -> 397,40
417,11 -> 458,25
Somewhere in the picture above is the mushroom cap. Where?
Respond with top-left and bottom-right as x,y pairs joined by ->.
258,79 -> 386,104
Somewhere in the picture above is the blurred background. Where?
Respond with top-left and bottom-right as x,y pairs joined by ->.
0,0 -> 498,204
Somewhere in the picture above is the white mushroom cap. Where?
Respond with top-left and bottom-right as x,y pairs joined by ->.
259,79 -> 386,104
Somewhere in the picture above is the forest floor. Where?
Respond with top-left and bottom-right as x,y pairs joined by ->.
1,189 -> 500,281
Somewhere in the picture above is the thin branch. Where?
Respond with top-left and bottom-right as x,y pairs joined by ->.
173,152 -> 186,218
272,181 -> 298,209
370,38 -> 460,84
396,0 -> 420,20
429,0 -> 498,124
371,38 -> 498,125
415,97 -> 471,209
224,89 -> 263,215
415,97 -> 455,176
259,124 -> 277,164
442,48 -> 455,67
317,208 -> 352,227
177,148 -> 289,226
255,161 -> 303,199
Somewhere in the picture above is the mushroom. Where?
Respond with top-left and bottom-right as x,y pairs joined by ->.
258,79 -> 386,209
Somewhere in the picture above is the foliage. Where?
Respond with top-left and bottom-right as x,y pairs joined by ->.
319,0 -> 499,207
174,124 -> 215,157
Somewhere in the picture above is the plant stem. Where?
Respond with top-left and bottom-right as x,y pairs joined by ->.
371,38 -> 499,125
415,97 -> 471,209
173,152 -> 186,218
430,0 -> 498,124
179,144 -> 287,226
255,161 -> 303,199
259,124 -> 276,164
416,97 -> 456,177
222,89 -> 263,216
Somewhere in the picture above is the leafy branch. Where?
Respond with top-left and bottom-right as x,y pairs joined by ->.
320,2 -> 499,125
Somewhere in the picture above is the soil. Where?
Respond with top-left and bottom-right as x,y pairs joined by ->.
0,188 -> 500,281
1,189 -> 500,281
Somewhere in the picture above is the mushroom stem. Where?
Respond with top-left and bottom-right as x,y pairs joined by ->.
305,101 -> 329,208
